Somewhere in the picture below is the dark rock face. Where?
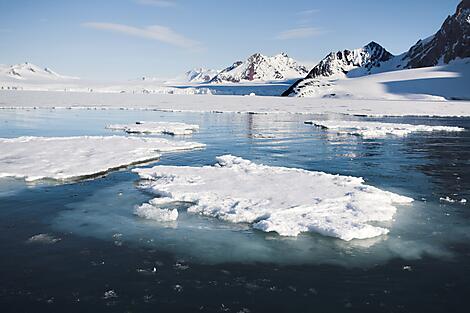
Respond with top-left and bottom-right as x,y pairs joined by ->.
306,41 -> 393,79
404,0 -> 470,68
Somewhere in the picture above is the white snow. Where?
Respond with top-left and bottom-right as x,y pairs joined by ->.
2,90 -> 470,117
133,155 -> 413,241
107,121 -> 199,135
305,120 -> 465,138
0,136 -> 205,182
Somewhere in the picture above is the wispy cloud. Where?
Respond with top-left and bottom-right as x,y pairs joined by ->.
275,27 -> 325,40
82,22 -> 201,49
135,0 -> 176,7
297,9 -> 319,16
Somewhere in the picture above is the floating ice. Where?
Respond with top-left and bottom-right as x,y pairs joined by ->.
0,136 -> 205,182
133,155 -> 413,241
440,196 -> 467,204
305,120 -> 465,139
107,121 -> 199,135
135,203 -> 179,222
27,233 -> 61,244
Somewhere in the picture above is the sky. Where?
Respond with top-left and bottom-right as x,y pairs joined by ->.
0,0 -> 462,81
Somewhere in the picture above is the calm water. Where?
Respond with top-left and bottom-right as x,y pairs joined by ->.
0,108 -> 469,312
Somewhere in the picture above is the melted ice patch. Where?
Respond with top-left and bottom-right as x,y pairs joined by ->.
0,136 -> 205,182
107,121 -> 199,135
133,155 -> 413,241
305,120 -> 465,138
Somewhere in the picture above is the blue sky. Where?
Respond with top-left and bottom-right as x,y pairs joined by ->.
0,0 -> 461,80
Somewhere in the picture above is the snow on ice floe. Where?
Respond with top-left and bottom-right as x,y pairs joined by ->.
106,121 -> 199,135
0,136 -> 205,182
305,120 -> 465,138
133,155 -> 413,241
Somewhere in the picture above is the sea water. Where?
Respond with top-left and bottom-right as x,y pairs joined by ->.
0,108 -> 469,312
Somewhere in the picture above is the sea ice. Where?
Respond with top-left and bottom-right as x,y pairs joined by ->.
135,203 -> 179,222
305,120 -> 465,138
107,121 -> 199,135
0,136 -> 205,182
133,155 -> 413,241
27,233 -> 61,244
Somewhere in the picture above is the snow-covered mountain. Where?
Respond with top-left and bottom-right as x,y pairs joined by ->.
0,62 -> 77,81
185,68 -> 219,83
305,42 -> 394,79
283,0 -> 470,98
209,53 -> 308,83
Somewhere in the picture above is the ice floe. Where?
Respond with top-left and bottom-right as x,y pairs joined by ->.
133,155 -> 413,241
106,121 -> 199,135
305,120 -> 465,138
0,136 -> 205,182
27,233 -> 61,244
135,203 -> 179,222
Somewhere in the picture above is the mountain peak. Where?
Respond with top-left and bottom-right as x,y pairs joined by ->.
305,42 -> 393,79
403,0 -> 469,68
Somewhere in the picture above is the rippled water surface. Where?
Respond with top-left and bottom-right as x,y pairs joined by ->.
0,108 -> 469,312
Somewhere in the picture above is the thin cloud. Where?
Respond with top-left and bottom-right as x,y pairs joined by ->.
276,27 -> 325,40
297,9 -> 319,16
82,22 -> 201,49
135,0 -> 176,7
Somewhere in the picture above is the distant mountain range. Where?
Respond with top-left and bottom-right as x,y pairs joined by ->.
0,62 -> 78,81
282,0 -> 470,96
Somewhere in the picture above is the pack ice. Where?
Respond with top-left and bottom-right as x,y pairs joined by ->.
0,136 -> 205,182
305,120 -> 465,138
107,121 -> 200,135
133,155 -> 413,241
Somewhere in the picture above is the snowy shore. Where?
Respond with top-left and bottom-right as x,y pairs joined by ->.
1,90 -> 470,117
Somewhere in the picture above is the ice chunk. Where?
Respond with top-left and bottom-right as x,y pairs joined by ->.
133,155 -> 413,241
135,203 -> 179,222
27,233 -> 61,244
0,136 -> 205,182
107,121 -> 199,135
305,120 -> 465,139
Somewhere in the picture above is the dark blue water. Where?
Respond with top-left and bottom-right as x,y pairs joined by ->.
0,109 -> 469,312
175,81 -> 293,96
